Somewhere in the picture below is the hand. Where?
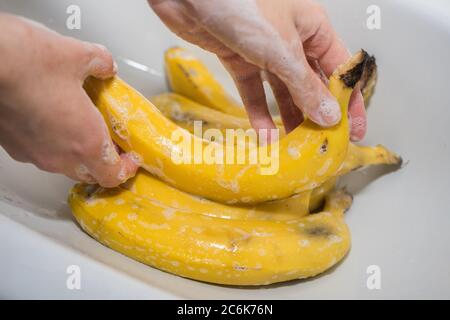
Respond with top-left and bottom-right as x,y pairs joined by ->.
0,14 -> 138,187
149,0 -> 366,141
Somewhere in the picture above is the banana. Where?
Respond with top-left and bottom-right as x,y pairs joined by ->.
69,183 -> 352,286
338,143 -> 401,176
306,177 -> 336,213
84,51 -> 373,203
165,47 -> 248,118
150,92 -> 401,175
165,47 -> 282,125
124,140 -> 400,219
150,92 -> 400,212
150,93 -> 251,135
125,170 -> 312,220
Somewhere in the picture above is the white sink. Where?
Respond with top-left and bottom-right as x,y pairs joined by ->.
1,0 -> 449,299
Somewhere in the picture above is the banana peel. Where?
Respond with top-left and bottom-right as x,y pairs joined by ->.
165,47 -> 248,118
69,183 -> 352,286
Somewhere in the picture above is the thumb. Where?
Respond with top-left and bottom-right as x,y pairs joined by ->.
83,42 -> 117,80
86,139 -> 140,188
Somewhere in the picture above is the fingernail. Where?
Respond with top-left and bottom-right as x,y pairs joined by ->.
350,132 -> 363,142
314,97 -> 341,126
113,61 -> 118,74
93,43 -> 108,52
117,165 -> 130,182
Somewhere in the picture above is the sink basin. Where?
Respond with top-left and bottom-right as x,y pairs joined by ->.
1,0 -> 449,299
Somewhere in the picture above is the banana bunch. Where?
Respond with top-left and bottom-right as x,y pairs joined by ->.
83,51 -> 359,203
69,47 -> 401,286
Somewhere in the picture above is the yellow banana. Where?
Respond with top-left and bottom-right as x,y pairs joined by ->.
307,177 -> 337,212
125,140 -> 400,219
151,92 -> 287,143
150,92 -> 400,212
84,51 -> 373,203
150,93 -> 251,134
165,47 -> 248,118
165,47 -> 282,125
150,92 -> 401,176
338,143 -> 401,176
69,183 -> 352,286
125,170 -> 312,220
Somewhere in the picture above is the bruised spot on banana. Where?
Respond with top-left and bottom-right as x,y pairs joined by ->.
84,51 -> 375,203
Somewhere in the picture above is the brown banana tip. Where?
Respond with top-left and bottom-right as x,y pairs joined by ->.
397,156 -> 404,167
339,50 -> 377,89
342,189 -> 354,213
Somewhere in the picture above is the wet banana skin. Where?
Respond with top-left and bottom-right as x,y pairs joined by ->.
69,183 -> 352,286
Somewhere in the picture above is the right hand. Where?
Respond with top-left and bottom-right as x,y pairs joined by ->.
149,0 -> 366,141
0,14 -> 138,187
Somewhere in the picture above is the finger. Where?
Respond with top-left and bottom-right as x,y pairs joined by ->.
265,71 -> 304,133
68,137 -> 139,186
348,84 -> 367,141
305,20 -> 367,140
309,58 -> 328,86
219,53 -> 277,141
280,51 -> 341,127
84,137 -> 139,188
82,42 -> 117,80
77,89 -> 139,187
